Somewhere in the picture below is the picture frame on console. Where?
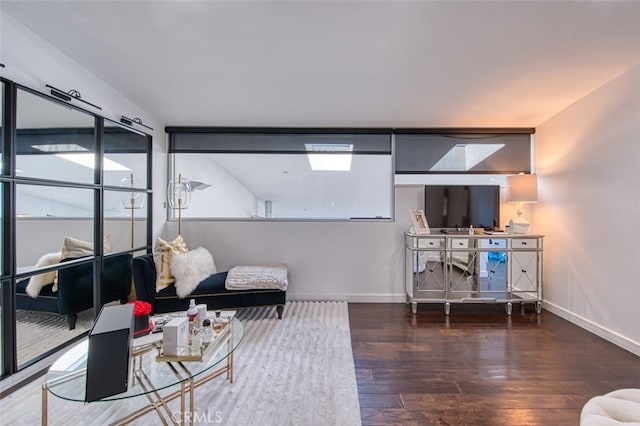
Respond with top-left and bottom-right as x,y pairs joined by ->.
410,209 -> 430,235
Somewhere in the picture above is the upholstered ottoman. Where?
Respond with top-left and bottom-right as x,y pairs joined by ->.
580,388 -> 640,425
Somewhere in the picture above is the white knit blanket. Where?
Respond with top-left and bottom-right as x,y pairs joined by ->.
225,264 -> 288,291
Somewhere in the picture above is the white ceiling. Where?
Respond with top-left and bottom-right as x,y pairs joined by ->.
2,1 -> 639,128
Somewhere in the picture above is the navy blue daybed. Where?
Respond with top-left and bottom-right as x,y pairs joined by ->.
131,254 -> 286,318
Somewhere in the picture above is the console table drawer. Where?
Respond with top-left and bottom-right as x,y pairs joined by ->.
511,239 -> 538,249
418,238 -> 442,249
451,238 -> 470,249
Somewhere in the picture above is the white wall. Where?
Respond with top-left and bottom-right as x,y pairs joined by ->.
0,11 -> 166,241
534,65 -> 640,356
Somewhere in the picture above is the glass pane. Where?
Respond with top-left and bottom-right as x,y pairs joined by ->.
16,265 -> 94,368
16,89 -> 96,183
16,184 -> 95,269
103,121 -> 148,188
104,189 -> 148,252
172,152 -> 392,219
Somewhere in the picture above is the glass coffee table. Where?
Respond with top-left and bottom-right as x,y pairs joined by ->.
42,317 -> 243,425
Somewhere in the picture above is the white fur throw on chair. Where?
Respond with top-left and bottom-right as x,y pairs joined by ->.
26,252 -> 62,298
170,247 -> 217,298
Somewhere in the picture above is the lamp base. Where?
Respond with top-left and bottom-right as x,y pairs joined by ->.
509,216 -> 530,234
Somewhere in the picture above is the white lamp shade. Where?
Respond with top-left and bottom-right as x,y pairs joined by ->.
506,174 -> 538,203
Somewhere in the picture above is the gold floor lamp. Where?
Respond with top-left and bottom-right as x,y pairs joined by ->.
120,173 -> 143,301
167,174 -> 192,236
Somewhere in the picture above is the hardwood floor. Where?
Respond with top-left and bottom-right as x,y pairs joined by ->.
349,303 -> 640,426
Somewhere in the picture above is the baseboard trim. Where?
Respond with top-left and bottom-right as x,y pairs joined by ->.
289,294 -> 407,303
543,301 -> 640,357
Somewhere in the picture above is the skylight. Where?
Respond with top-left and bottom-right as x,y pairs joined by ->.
305,143 -> 353,171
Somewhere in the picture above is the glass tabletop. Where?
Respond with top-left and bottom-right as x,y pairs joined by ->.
44,317 -> 243,402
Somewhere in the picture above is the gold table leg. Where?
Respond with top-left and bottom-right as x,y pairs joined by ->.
41,384 -> 48,426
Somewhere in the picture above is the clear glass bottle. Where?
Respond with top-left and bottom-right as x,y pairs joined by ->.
190,328 -> 202,355
201,319 -> 213,345
213,311 -> 224,334
187,299 -> 198,333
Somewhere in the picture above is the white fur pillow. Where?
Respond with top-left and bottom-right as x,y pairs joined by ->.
170,247 -> 217,298
26,252 -> 62,298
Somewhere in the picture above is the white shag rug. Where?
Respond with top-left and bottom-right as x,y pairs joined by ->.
0,301 -> 362,426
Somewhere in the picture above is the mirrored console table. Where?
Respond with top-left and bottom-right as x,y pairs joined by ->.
405,232 -> 544,315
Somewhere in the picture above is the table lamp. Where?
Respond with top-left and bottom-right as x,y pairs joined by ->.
506,172 -> 537,234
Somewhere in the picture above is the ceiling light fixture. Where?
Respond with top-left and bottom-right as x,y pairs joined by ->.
45,84 -> 102,110
189,180 -> 211,191
120,115 -> 153,131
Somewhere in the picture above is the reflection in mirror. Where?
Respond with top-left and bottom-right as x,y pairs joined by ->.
15,266 -> 94,368
103,121 -> 149,188
104,190 -> 148,252
16,88 -> 96,184
16,184 -> 94,269
171,153 -> 392,219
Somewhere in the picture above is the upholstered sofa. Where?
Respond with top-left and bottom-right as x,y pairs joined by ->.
132,253 -> 286,318
15,253 -> 132,329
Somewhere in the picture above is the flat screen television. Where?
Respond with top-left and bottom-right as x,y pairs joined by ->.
424,185 -> 500,229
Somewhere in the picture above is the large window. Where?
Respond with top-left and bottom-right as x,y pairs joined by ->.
168,129 -> 393,220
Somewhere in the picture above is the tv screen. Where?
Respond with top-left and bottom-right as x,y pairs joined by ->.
424,185 -> 500,229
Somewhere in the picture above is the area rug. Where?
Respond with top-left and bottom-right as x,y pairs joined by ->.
0,301 -> 362,426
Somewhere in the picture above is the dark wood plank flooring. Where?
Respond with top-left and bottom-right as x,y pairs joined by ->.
349,303 -> 640,426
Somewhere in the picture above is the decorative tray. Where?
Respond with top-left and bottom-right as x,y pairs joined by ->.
155,321 -> 230,363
